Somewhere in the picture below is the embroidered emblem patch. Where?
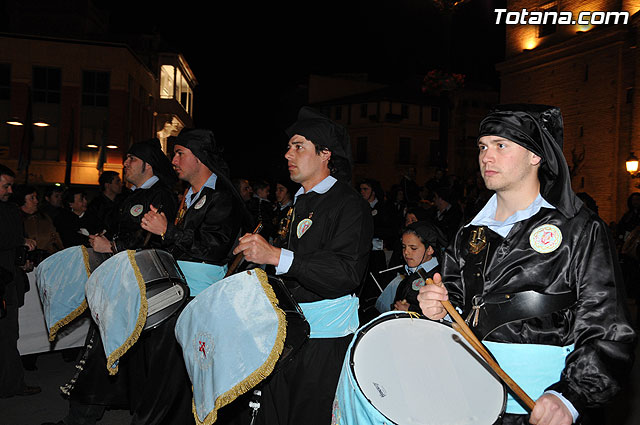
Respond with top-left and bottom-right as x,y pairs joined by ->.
130,204 -> 144,217
529,224 -> 562,254
193,332 -> 214,370
297,218 -> 313,238
371,209 -> 378,217
411,278 -> 426,291
194,195 -> 206,210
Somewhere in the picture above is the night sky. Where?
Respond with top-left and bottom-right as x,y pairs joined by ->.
100,0 -> 506,179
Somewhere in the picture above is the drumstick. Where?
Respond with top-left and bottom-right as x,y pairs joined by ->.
225,222 -> 263,277
425,278 -> 536,411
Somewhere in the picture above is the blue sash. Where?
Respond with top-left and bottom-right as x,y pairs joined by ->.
177,260 -> 227,297
85,250 -> 147,374
175,268 -> 285,425
35,246 -> 91,341
484,341 -> 574,414
299,295 -> 359,339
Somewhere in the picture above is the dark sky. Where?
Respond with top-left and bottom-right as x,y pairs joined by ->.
108,0 -> 506,179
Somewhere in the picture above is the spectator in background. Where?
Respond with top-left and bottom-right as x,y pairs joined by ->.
232,177 -> 253,203
272,178 -> 296,247
87,171 -> 123,235
247,179 -> 274,239
10,185 -> 63,256
431,185 -> 463,243
40,185 -> 64,222
54,188 -> 103,248
0,164 -> 40,398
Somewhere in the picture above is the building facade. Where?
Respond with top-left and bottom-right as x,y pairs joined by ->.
308,74 -> 498,194
0,33 -> 195,185
498,0 -> 640,223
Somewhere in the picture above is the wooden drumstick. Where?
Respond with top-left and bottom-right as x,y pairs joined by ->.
225,222 -> 263,278
426,278 -> 536,411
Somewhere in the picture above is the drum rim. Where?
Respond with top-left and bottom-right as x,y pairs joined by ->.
348,312 -> 507,424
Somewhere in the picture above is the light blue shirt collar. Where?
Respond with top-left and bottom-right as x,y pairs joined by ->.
405,256 -> 439,275
185,173 -> 217,209
468,193 -> 555,237
294,175 -> 337,204
131,175 -> 159,191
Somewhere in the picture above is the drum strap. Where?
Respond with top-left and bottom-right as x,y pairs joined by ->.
469,290 -> 577,340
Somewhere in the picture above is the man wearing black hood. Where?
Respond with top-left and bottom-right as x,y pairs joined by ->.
418,105 -> 636,425
42,139 -> 179,425
140,128 -> 247,425
234,107 -> 373,425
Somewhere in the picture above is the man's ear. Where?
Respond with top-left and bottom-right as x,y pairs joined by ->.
531,153 -> 542,166
320,149 -> 331,163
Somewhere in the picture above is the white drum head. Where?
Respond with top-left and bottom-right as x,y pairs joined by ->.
352,315 -> 505,425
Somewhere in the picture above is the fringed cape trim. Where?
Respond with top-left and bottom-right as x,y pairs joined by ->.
193,268 -> 287,425
47,246 -> 92,341
105,250 -> 149,375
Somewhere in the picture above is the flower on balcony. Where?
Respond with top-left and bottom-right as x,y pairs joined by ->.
422,70 -> 465,95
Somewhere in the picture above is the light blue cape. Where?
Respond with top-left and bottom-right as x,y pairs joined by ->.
175,268 -> 286,425
35,246 -> 91,341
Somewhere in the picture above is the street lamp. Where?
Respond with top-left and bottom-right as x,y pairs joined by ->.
626,152 -> 640,177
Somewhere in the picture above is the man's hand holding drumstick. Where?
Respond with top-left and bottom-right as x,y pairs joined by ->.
417,274 -> 573,425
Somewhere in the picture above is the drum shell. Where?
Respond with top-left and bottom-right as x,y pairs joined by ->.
133,249 -> 190,331
267,275 -> 310,373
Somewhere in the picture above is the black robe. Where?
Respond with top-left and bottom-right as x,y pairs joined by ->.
255,180 -> 373,425
443,206 -> 636,423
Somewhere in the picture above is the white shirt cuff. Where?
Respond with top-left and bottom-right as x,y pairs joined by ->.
275,248 -> 294,275
544,390 -> 579,423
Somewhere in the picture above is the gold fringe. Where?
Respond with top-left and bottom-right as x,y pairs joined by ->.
80,246 -> 91,277
49,300 -> 88,341
193,268 -> 288,425
48,247 -> 93,341
105,250 -> 149,375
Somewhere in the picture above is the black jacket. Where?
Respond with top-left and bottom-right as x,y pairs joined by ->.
112,182 -> 178,252
162,185 -> 241,265
444,206 -> 636,414
283,180 -> 373,302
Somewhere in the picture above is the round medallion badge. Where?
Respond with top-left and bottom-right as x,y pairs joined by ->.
411,278 -> 426,291
297,218 -> 313,238
130,204 -> 144,217
529,224 -> 562,254
371,209 -> 378,217
194,195 -> 206,210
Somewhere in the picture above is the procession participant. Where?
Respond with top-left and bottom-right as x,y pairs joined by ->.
138,128 -> 248,425
418,104 -> 636,425
271,178 -> 296,248
89,138 -> 178,253
41,138 -> 179,425
234,107 -> 373,425
375,220 -> 444,313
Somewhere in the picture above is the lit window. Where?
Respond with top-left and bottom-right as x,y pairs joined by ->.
160,65 -> 175,99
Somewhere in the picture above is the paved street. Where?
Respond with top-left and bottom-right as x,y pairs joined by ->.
1,307 -> 639,425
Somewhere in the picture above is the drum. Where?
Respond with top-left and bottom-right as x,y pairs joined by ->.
85,248 -> 189,374
175,268 -> 309,425
333,312 -> 506,425
133,248 -> 190,331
